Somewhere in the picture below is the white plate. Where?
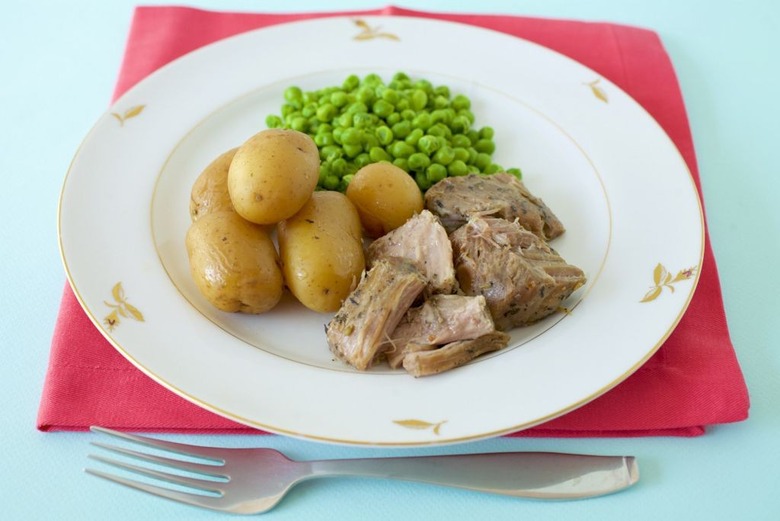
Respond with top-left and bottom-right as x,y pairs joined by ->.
59,16 -> 703,446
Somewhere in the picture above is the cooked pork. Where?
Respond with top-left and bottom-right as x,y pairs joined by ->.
325,258 -> 426,370
403,331 -> 511,377
450,217 -> 586,330
424,173 -> 565,240
384,294 -> 496,368
367,210 -> 457,295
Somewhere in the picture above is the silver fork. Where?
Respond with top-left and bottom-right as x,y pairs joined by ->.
85,426 -> 639,514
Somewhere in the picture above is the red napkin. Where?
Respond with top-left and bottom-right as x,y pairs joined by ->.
38,5 -> 749,437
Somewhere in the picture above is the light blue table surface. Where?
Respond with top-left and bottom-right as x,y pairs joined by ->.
2,0 -> 778,519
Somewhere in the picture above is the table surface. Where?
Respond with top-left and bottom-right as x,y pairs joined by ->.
3,1 -> 778,519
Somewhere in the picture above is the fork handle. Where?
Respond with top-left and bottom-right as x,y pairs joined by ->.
308,452 -> 637,499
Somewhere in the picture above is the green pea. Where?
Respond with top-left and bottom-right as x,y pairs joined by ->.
412,112 -> 432,130
391,120 -> 412,139
356,87 -> 374,104
453,147 -> 469,162
363,133 -> 379,150
401,109 -> 416,121
485,163 -> 502,174
448,160 -> 469,177
344,144 -> 363,158
375,126 -> 394,146
265,115 -> 283,128
475,152 -> 492,171
346,102 -> 369,114
408,152 -> 431,171
415,171 -> 432,191
301,103 -> 317,118
342,128 -> 364,146
318,163 -> 332,184
474,139 -> 496,154
280,103 -> 296,118
433,95 -> 449,109
352,112 -> 374,128
427,123 -> 451,139
382,88 -> 399,104
411,89 -> 428,111
343,75 -> 360,91
314,133 -> 334,147
337,113 -> 353,128
450,134 -> 470,148
390,141 -> 416,158
414,79 -> 433,94
405,128 -> 424,147
362,73 -> 382,86
479,126 -> 495,139
431,109 -> 452,125
506,167 -> 523,178
369,146 -> 391,162
339,175 -> 354,193
331,158 -> 348,176
450,115 -> 470,133
433,146 -> 455,166
393,157 -> 409,172
284,86 -> 303,106
451,94 -> 470,110
373,99 -> 394,118
417,135 -> 440,155
323,174 -> 340,190
316,103 -> 337,122
330,91 -> 348,107
291,116 -> 307,132
354,152 -> 372,168
434,85 -> 450,98
320,145 -> 344,161
393,71 -> 410,82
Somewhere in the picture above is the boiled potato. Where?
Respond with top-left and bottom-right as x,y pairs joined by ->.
346,162 -> 424,238
228,129 -> 319,225
278,191 -> 365,313
189,148 -> 238,221
186,211 -> 283,313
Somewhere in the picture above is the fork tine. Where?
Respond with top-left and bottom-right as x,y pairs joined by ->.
91,441 -> 227,479
90,426 -> 224,462
88,454 -> 224,495
85,468 -> 224,512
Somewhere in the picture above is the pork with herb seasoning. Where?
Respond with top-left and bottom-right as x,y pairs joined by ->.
383,294 -> 496,368
403,331 -> 512,377
450,216 -> 586,330
325,258 -> 426,371
367,210 -> 458,295
424,173 -> 565,240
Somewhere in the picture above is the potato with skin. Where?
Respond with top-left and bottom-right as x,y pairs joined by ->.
278,191 -> 365,313
186,211 -> 283,314
228,129 -> 319,225
189,148 -> 238,221
346,162 -> 424,238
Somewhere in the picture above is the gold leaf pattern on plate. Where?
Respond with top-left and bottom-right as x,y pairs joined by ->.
393,419 -> 447,435
104,282 -> 145,330
584,79 -> 608,103
352,19 -> 400,41
111,104 -> 146,126
640,263 -> 697,302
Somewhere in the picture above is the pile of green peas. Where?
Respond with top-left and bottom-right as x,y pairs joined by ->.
265,72 -> 521,193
